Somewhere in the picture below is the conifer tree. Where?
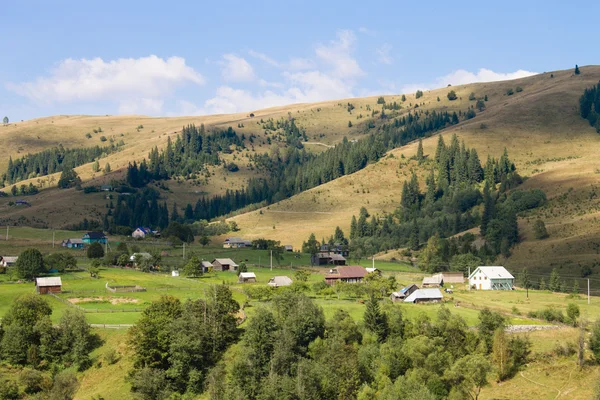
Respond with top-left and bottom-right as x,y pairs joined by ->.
480,182 -> 494,236
363,293 -> 388,342
435,135 -> 445,163
549,268 -> 560,292
416,139 -> 424,163
539,277 -> 546,290
575,64 -> 580,75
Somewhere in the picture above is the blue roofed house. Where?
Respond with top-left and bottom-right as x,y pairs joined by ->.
390,284 -> 418,302
132,227 -> 152,239
82,232 -> 107,245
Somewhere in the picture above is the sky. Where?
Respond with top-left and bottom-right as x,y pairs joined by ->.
1,0 -> 598,121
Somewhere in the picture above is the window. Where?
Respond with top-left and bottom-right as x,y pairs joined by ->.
484,277 -> 487,280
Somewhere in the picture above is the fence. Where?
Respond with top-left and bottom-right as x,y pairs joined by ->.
105,282 -> 146,293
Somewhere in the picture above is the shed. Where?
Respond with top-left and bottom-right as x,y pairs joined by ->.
0,256 -> 18,267
422,274 -> 443,288
404,288 -> 443,304
468,266 -> 514,290
440,272 -> 465,284
390,284 -> 418,302
201,261 -> 213,273
268,276 -> 293,287
212,258 -> 239,272
284,245 -> 293,252
132,227 -> 152,239
36,277 -> 62,294
171,270 -> 180,277
238,272 -> 257,283
325,265 -> 368,285
223,237 -> 252,249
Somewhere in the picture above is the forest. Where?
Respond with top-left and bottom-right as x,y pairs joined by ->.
115,108 -> 479,230
1,143 -> 122,186
346,135 -> 546,271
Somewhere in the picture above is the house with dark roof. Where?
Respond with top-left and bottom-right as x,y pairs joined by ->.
325,266 -> 368,285
223,237 -> 252,248
132,227 -> 152,239
311,252 -> 347,266
82,232 -> 107,244
64,239 -> 84,249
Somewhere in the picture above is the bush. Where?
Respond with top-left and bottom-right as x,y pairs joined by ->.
447,90 -> 457,101
415,90 -> 423,99
226,163 -> 239,172
465,109 -> 476,119
100,136 -> 107,142
104,348 -> 119,365
516,86 -> 523,93
506,88 -> 514,96
48,371 -> 79,400
0,378 -> 19,399
533,219 -> 549,239
19,368 -> 50,394
85,133 -> 92,139
377,96 -> 385,104
553,341 -> 577,357
527,306 -> 565,323
468,92 -> 476,100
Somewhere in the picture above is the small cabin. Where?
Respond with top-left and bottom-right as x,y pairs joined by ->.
82,232 -> 107,244
212,258 -> 239,272
238,272 -> 257,283
36,277 -> 62,294
268,276 -> 293,287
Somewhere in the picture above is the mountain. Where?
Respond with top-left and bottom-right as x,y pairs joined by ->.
2,65 -> 600,279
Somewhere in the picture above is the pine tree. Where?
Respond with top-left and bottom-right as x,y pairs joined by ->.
435,135 -> 446,163
104,162 -> 111,174
416,139 -> 424,163
350,216 -> 358,239
539,277 -> 546,290
480,182 -> 494,236
575,64 -> 580,75
572,279 -> 580,295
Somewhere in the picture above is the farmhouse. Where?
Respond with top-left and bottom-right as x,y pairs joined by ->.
284,245 -> 293,252
404,288 -> 443,304
311,252 -> 347,266
63,239 -> 84,249
212,258 -> 239,272
35,277 -> 62,294
0,256 -> 18,267
320,243 -> 349,257
132,227 -> 152,239
238,272 -> 257,283
325,265 -> 368,285
469,266 -> 514,290
390,284 -> 418,302
201,261 -> 213,273
268,276 -> 293,287
223,237 -> 252,248
82,231 -> 107,244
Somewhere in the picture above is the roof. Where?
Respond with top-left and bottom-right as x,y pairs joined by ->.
36,277 -> 62,287
239,272 -> 256,279
268,276 -> 293,287
135,227 -> 151,233
2,256 -> 18,263
201,261 -> 213,268
325,265 -> 368,279
400,284 -> 418,294
330,254 -> 346,261
213,258 -> 238,267
366,267 -> 379,273
404,288 -> 443,303
469,266 -> 514,280
84,232 -> 106,239
225,237 -> 250,244
68,239 -> 84,244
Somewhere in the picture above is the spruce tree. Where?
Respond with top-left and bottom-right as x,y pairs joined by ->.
434,135 -> 446,163
416,139 -> 424,163
363,293 -> 388,342
539,277 -> 546,290
481,182 -> 494,236
575,64 -> 580,75
549,268 -> 560,292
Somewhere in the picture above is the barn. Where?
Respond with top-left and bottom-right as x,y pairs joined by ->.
35,277 -> 62,294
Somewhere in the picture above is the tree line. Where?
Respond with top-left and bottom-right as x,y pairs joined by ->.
580,81 -> 600,132
2,143 -> 121,187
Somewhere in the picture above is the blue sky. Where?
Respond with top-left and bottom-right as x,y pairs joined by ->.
1,0 -> 598,121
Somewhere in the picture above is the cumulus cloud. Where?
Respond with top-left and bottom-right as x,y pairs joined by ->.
401,68 -> 538,93
8,55 -> 204,115
221,54 -> 256,82
375,44 -> 393,65
315,30 -> 364,79
287,57 -> 315,71
248,50 -> 280,67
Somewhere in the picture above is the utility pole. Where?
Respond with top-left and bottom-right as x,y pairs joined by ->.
52,231 -> 55,249
259,256 -> 261,268
6,225 -> 8,241
589,279 -> 591,305
183,243 -> 186,260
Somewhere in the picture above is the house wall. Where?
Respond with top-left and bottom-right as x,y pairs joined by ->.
469,270 -> 492,290
38,286 -> 61,294
490,278 -> 514,290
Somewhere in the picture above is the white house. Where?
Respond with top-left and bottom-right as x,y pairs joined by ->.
171,270 -> 180,277
468,266 -> 514,290
132,227 -> 152,239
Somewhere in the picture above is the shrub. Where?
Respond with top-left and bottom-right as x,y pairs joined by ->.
476,99 -> 486,111
465,109 -> 476,120
468,92 -> 476,101
0,378 -> 19,399
415,90 -> 423,99
533,219 -> 549,239
87,242 -> 105,259
377,96 -> 385,104
19,368 -> 50,394
85,133 -> 92,139
516,86 -> 523,93
506,88 -> 514,96
527,307 -> 565,323
104,348 -> 119,365
447,90 -> 457,101
553,341 -> 577,357
99,136 -> 107,142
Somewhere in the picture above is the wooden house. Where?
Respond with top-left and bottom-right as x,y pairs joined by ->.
268,276 -> 293,287
82,232 -> 107,245
404,288 -> 443,304
35,277 -> 62,294
390,284 -> 418,302
212,258 -> 239,272
325,266 -> 368,285
238,272 -> 257,283
0,256 -> 18,267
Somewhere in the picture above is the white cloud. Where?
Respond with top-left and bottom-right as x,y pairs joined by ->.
8,55 -> 204,114
287,57 -> 315,71
248,50 -> 280,67
358,26 -> 376,36
437,68 -> 537,86
221,54 -> 256,82
400,68 -> 538,93
315,30 -> 364,79
375,44 -> 393,65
